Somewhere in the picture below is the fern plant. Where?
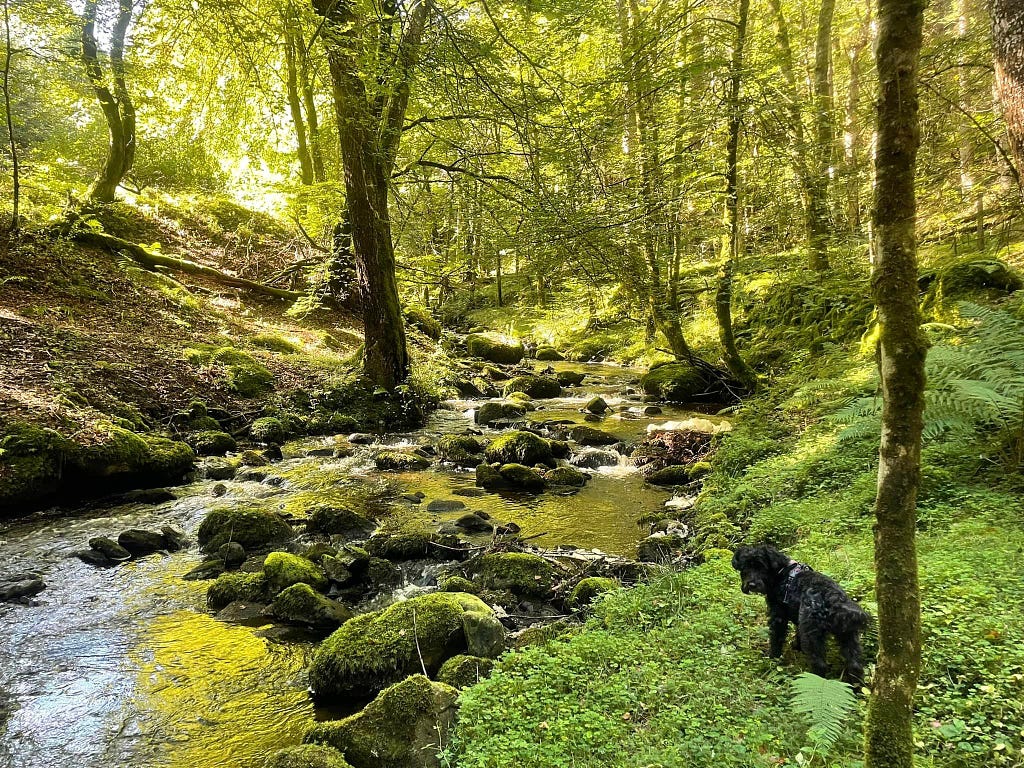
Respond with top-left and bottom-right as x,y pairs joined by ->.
789,672 -> 858,763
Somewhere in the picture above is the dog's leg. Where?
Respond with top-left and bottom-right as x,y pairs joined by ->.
798,613 -> 829,676
838,632 -> 864,686
768,610 -> 789,658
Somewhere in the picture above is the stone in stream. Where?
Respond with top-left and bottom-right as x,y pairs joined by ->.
556,371 -> 585,387
111,487 -> 177,505
454,513 -> 494,533
305,506 -> 376,538
498,464 -> 547,490
183,558 -> 226,581
305,675 -> 458,768
197,506 -> 293,552
269,583 -> 353,629
161,525 -> 187,551
583,413 -> 602,422
568,425 -> 618,446
307,592 -> 504,702
373,450 -> 432,471
452,487 -> 488,497
467,552 -> 554,598
203,458 -> 238,481
74,548 -> 115,567
425,499 -> 466,512
584,396 -> 609,414
88,536 -> 133,562
503,375 -> 562,399
569,448 -> 620,469
435,435 -> 484,467
484,430 -> 554,467
207,571 -> 268,610
0,576 -> 46,602
117,528 -> 166,557
321,555 -> 354,586
211,483 -> 228,497
474,401 -> 527,426
544,466 -> 588,487
266,744 -> 353,768
217,541 -> 246,569
644,466 -> 691,486
264,552 -> 328,594
216,600 -> 269,623
466,333 -> 525,364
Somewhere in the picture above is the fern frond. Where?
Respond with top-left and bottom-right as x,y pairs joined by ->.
789,672 -> 857,754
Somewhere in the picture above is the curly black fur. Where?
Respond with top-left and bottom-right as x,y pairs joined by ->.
732,544 -> 869,684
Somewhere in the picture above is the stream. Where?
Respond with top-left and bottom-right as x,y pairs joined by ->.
0,362 -> 716,768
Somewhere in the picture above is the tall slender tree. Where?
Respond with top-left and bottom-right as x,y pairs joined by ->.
864,0 -> 927,764
2,0 -> 17,229
990,0 -> 1024,185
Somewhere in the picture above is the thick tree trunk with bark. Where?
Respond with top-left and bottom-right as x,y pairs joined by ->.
990,0 -> 1024,180
716,0 -> 756,392
82,0 -> 136,204
314,0 -> 429,389
865,0 -> 927,765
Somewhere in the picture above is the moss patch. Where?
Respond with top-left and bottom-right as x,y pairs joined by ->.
207,571 -> 268,609
436,654 -> 495,689
466,333 -> 525,364
197,506 -> 293,552
264,551 -> 328,594
266,744 -> 353,768
639,362 -> 712,402
484,430 -> 554,467
469,552 -> 554,597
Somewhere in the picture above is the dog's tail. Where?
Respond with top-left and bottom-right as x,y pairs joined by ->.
835,603 -> 871,635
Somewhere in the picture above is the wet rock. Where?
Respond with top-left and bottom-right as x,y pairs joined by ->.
495,521 -> 521,535
347,433 -> 378,445
321,555 -> 353,586
503,375 -> 562,399
161,525 -> 187,551
544,466 -> 587,487
556,371 -> 585,387
74,548 -> 114,567
306,675 -> 458,768
439,575 -> 480,594
550,439 -> 571,459
183,558 -> 226,581
584,396 -> 608,414
89,536 -> 132,562
216,600 -> 269,623
264,552 -> 328,594
307,593 -> 503,701
569,448 -> 620,469
644,466 -> 691,486
425,499 -> 466,512
454,513 -> 494,533
250,417 -> 287,444
269,583 -> 353,629
639,362 -> 713,402
207,571 -> 268,610
475,463 -> 504,489
332,441 -> 356,459
267,744 -> 353,768
637,532 -> 689,563
373,450 -> 431,471
485,430 -> 554,467
401,493 -> 422,504
217,541 -> 247,569
468,552 -> 554,597
197,506 -> 293,552
117,529 -> 166,557
435,435 -> 484,467
535,346 -> 565,361
498,463 -> 548,490
237,469 -> 268,483
187,430 -> 237,456
240,450 -> 270,467
0,577 -> 46,602
364,557 -> 402,593
481,365 -> 510,381
452,487 -> 487,497
453,378 -> 485,398
114,487 -> 177,505
306,506 -> 376,538
568,425 -> 618,446
583,413 -> 602,422
474,401 -> 527,426
364,532 -> 463,561
568,577 -> 618,608
211,483 -> 228,497
466,333 -> 525,364
642,405 -> 663,415
303,543 -> 338,563
203,458 -> 238,481
305,446 -> 336,458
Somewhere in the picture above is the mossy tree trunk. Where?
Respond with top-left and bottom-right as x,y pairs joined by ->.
865,0 -> 927,765
716,0 -> 756,392
313,0 -> 431,389
990,0 -> 1024,185
82,0 -> 136,205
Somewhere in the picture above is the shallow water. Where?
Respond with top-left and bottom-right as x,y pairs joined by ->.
0,361 -> 710,768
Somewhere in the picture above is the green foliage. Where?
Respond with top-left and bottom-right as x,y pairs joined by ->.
789,673 -> 858,759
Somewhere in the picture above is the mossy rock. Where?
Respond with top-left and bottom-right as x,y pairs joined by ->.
549,440 -> 571,459
484,430 -> 554,467
197,506 -> 293,552
307,592 -> 503,701
468,552 -> 554,597
436,435 -> 483,467
584,396 -> 608,414
498,463 -> 547,490
928,257 -> 1023,298
511,618 -> 579,649
266,744 -> 353,768
0,423 -> 73,512
475,463 -> 505,490
207,571 -> 268,610
269,583 -> 352,629
502,375 -> 562,399
535,346 -> 565,361
474,401 -> 527,426
555,371 -> 585,387
466,333 -> 525,364
505,391 -> 533,404
251,417 -> 286,444
240,449 -> 270,467
251,334 -> 302,354
436,654 -> 494,689
544,466 -> 587,487
305,675 -> 458,768
204,347 -> 275,397
439,575 -> 480,594
568,577 -> 618,608
364,532 -> 460,561
264,551 -> 328,594
645,466 -> 691,486
404,305 -> 442,340
568,425 -> 618,446
306,505 -> 376,538
187,430 -> 237,456
637,533 -> 689,563
639,363 -> 710,402
374,450 -> 431,471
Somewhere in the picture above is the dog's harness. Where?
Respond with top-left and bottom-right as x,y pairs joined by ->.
780,561 -> 810,612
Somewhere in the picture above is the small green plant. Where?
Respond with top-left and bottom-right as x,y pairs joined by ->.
789,672 -> 857,763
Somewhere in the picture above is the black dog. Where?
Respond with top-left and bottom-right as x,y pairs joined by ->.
732,545 -> 869,684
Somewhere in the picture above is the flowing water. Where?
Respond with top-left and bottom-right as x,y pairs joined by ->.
0,362 -> 718,768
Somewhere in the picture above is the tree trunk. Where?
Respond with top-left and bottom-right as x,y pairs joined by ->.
864,0 -> 927,765
990,0 -> 1024,181
2,0 -> 17,230
295,24 -> 326,183
716,0 -> 756,392
843,5 -> 870,234
314,0 -> 429,389
284,20 -> 314,185
82,0 -> 136,204
806,0 -> 836,270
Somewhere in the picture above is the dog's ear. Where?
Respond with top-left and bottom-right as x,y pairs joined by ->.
731,547 -> 750,570
757,545 -> 790,573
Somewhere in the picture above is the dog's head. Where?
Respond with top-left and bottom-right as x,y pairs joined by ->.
731,544 -> 791,595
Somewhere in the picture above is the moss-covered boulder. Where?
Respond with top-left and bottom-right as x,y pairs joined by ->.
584,396 -> 608,414
484,430 -> 554,467
373,451 -> 431,471
544,466 -> 587,487
187,430 -> 237,456
250,417 -> 287,444
468,552 -> 554,597
556,371 -> 585,387
568,577 -> 618,608
644,466 -> 691,486
305,505 -> 376,538
264,551 -> 328,594
197,506 -> 293,552
305,675 -> 458,768
436,435 -> 484,467
307,592 -> 504,701
207,571 -> 268,610
639,362 -> 710,402
535,346 -> 565,361
266,744 -> 353,768
637,533 -> 689,563
209,347 -> 275,397
498,463 -> 547,490
269,583 -> 352,629
439,575 -> 480,594
475,463 -> 505,490
466,333 -> 525,364
0,423 -> 72,513
436,654 -> 495,689
568,425 -> 618,446
502,376 -> 562,399
550,439 -> 571,459
474,401 -> 527,426
404,306 -> 442,340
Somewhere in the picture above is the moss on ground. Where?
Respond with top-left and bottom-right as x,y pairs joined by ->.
266,744 -> 353,768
